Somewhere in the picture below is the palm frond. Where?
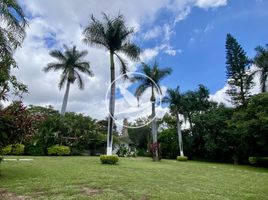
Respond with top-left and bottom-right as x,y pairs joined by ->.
114,53 -> 128,79
120,42 -> 141,61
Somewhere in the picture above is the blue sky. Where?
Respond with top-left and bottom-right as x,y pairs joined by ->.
137,0 -> 268,93
11,0 -> 267,120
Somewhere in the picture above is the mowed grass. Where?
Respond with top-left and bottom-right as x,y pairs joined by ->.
0,156 -> 268,200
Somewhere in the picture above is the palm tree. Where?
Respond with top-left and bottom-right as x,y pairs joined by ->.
0,0 -> 27,52
163,86 -> 184,157
252,45 -> 268,92
83,14 -> 140,155
0,0 -> 27,100
134,62 -> 172,160
44,45 -> 93,115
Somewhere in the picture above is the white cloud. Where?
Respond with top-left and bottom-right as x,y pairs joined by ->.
7,0 -> 228,121
195,0 -> 227,9
143,26 -> 162,40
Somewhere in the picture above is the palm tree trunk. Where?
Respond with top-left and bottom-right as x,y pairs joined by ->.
151,86 -> 159,161
176,112 -> 184,157
60,81 -> 70,115
107,52 -> 115,155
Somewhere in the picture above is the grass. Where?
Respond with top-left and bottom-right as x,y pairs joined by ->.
0,156 -> 267,200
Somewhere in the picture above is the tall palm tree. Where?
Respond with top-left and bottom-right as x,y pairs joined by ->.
134,62 -> 172,161
163,86 -> 184,157
44,45 -> 93,115
83,14 -> 140,155
252,45 -> 268,92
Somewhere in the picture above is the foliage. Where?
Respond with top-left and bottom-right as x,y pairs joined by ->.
177,156 -> 188,161
158,129 -> 178,159
0,145 -> 12,155
47,145 -> 71,156
25,142 -> 45,156
0,0 -> 27,101
225,34 -> 253,106
249,157 -> 268,167
228,93 -> 268,162
191,104 -> 234,162
0,101 -> 42,149
116,145 -> 137,157
83,13 -> 141,73
11,144 -> 25,155
100,155 -> 119,164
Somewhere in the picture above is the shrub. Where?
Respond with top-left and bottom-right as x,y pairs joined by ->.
11,144 -> 25,155
177,156 -> 188,161
25,143 -> 45,156
1,145 -> 12,155
70,147 -> 84,156
249,157 -> 268,167
47,145 -> 70,156
248,157 -> 258,165
100,155 -> 119,164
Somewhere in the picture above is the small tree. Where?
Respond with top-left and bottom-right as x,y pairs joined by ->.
225,34 -> 253,106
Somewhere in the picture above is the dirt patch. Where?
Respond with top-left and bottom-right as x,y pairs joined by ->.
80,187 -> 103,196
0,189 -> 31,200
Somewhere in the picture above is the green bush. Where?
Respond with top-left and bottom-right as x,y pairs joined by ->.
11,144 -> 25,155
249,157 -> 268,167
177,156 -> 188,161
100,155 -> 119,164
70,147 -> 84,156
248,157 -> 258,165
1,145 -> 12,155
25,143 -> 45,156
47,145 -> 70,156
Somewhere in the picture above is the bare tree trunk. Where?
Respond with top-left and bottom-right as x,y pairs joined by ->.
176,112 -> 184,157
107,52 -> 115,155
60,81 -> 70,115
151,86 -> 159,161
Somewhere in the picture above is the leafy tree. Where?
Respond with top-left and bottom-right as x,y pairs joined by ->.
192,104 -> 234,162
44,45 -> 93,115
225,34 -> 253,106
228,93 -> 268,162
181,84 -> 210,132
133,62 -> 172,160
0,0 -> 27,101
163,86 -> 185,156
252,44 -> 268,92
83,14 -> 140,155
0,101 -> 41,149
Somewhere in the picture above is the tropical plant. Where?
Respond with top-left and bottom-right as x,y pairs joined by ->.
225,33 -> 253,106
83,13 -> 140,155
0,0 -> 27,101
163,86 -> 184,156
133,62 -> 172,160
44,45 -> 93,115
252,44 -> 268,92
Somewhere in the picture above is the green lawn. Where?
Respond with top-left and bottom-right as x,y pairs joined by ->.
0,156 -> 267,200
